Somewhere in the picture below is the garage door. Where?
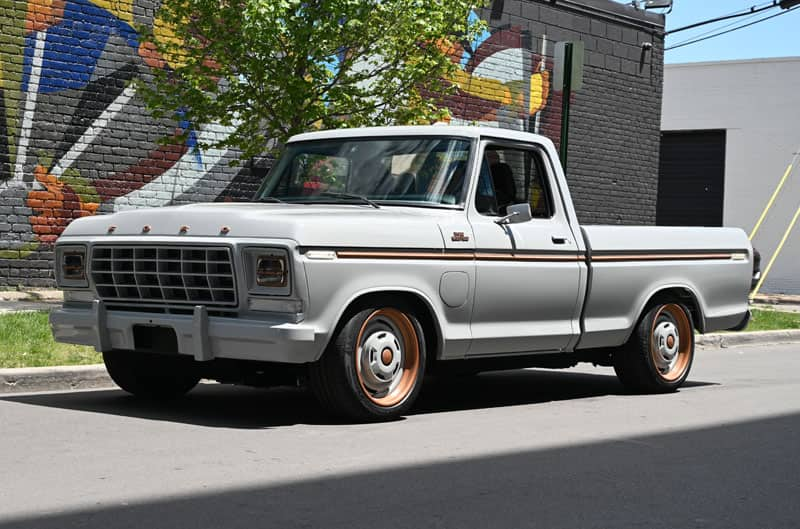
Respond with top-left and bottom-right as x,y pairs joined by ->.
657,130 -> 726,227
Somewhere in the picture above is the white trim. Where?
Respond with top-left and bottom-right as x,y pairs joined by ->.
112,123 -> 235,211
50,84 -> 137,178
5,31 -> 47,188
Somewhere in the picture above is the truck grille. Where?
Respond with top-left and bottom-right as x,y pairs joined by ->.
90,245 -> 237,307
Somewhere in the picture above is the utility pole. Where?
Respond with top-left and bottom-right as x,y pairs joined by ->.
558,42 -> 574,169
554,41 -> 583,170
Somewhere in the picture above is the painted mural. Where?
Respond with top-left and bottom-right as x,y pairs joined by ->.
0,2 -> 566,277
0,0 -> 249,264
439,12 -> 563,140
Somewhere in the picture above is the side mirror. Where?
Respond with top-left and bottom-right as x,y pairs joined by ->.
495,203 -> 533,225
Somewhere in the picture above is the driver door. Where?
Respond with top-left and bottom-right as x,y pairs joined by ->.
467,140 -> 583,356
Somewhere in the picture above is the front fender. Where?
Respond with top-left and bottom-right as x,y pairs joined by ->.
300,257 -> 473,361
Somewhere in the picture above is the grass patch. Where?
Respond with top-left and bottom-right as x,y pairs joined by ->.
746,308 -> 800,332
0,311 -> 101,368
1,307 -> 798,369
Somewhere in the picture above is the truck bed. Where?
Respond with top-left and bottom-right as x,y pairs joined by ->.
577,225 -> 753,349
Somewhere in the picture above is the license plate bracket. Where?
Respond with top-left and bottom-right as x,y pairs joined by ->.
133,325 -> 179,354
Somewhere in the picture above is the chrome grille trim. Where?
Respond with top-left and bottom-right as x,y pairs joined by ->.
90,245 -> 237,307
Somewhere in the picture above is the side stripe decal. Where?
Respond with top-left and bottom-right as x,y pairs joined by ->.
301,248 -> 746,263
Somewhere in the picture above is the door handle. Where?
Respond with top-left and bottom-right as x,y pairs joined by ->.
551,236 -> 570,245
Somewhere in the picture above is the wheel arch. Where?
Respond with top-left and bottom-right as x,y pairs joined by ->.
327,288 -> 444,364
626,284 -> 706,343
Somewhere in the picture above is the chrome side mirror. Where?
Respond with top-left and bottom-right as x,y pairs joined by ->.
495,203 -> 533,225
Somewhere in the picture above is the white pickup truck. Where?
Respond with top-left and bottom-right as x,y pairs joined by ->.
50,126 -> 756,420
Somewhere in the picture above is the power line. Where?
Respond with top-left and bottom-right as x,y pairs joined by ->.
665,5 -> 800,51
667,8 -> 766,49
666,1 -> 778,35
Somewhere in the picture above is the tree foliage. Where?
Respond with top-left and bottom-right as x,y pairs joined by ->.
137,0 -> 486,160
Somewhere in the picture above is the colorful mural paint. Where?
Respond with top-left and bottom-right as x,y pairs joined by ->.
0,2 -> 567,281
0,0 -> 249,263
439,12 -> 563,141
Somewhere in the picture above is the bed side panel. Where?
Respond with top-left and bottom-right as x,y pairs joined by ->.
578,226 -> 752,349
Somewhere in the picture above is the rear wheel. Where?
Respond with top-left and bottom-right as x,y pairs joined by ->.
103,350 -> 200,399
614,302 -> 694,393
309,306 -> 426,421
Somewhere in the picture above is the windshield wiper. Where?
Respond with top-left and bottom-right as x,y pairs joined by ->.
318,192 -> 380,209
255,196 -> 286,204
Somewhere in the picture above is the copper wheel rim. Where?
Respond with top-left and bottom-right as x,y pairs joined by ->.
354,308 -> 420,407
650,304 -> 692,382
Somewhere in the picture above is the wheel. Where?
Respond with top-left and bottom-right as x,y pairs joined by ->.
309,306 -> 426,421
613,302 -> 694,393
103,350 -> 200,399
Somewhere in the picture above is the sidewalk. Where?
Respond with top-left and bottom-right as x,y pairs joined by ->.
2,328 -> 800,394
1,288 -> 799,394
0,289 -> 62,313
751,293 -> 800,313
4,288 -> 800,313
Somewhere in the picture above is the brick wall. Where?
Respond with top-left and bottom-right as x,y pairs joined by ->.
442,0 -> 665,225
0,0 -> 664,286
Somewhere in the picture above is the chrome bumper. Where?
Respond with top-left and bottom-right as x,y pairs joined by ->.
50,300 -> 323,364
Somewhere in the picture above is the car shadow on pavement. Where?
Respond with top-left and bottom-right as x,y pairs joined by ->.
0,412 -> 796,529
0,369 -> 715,429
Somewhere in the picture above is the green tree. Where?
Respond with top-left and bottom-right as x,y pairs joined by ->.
137,0 -> 486,160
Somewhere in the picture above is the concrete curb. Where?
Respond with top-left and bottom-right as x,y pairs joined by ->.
1,330 -> 798,394
696,330 -> 800,349
0,364 -> 113,394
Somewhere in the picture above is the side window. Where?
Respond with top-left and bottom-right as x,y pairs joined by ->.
475,145 -> 553,218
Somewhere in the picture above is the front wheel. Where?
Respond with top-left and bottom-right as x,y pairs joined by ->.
614,302 -> 695,393
309,306 -> 426,421
103,350 -> 201,399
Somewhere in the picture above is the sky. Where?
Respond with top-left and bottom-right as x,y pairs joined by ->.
622,1 -> 800,63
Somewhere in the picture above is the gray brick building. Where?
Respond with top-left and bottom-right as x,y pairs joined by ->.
0,0 -> 665,286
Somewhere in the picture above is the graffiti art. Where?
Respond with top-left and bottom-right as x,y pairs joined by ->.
439,11 -> 563,141
0,3 -> 567,266
0,0 -> 255,258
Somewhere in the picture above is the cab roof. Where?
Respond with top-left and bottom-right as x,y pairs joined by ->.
288,125 -> 555,148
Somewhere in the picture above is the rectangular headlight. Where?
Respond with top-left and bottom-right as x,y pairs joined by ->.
256,255 -> 287,288
244,247 -> 291,296
56,245 -> 88,288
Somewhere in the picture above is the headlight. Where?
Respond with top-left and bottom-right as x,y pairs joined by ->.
244,248 -> 291,296
256,255 -> 287,288
55,245 -> 88,288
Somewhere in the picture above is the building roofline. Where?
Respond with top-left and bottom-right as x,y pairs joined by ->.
666,56 -> 800,68
547,0 -> 665,32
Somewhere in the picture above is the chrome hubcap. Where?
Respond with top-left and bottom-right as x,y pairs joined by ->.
359,330 -> 403,398
653,320 -> 680,374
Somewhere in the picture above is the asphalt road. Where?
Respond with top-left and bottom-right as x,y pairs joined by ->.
1,344 -> 798,529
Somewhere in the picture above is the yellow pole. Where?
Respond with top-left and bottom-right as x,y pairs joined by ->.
749,163 -> 794,240
750,203 -> 800,299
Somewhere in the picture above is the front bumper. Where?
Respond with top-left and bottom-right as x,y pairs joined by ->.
50,300 -> 324,364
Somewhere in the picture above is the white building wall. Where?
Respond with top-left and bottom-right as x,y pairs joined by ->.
662,57 -> 800,294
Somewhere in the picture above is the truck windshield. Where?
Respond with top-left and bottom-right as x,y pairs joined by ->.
255,137 -> 472,207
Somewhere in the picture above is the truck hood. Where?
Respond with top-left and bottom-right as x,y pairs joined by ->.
60,203 -> 449,248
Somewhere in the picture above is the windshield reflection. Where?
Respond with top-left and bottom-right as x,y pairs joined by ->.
256,137 -> 472,207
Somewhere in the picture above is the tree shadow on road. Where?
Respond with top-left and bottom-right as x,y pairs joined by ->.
0,368 -> 715,429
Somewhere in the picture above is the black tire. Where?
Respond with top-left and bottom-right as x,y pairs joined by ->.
103,350 -> 200,399
309,305 -> 427,422
613,302 -> 694,393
